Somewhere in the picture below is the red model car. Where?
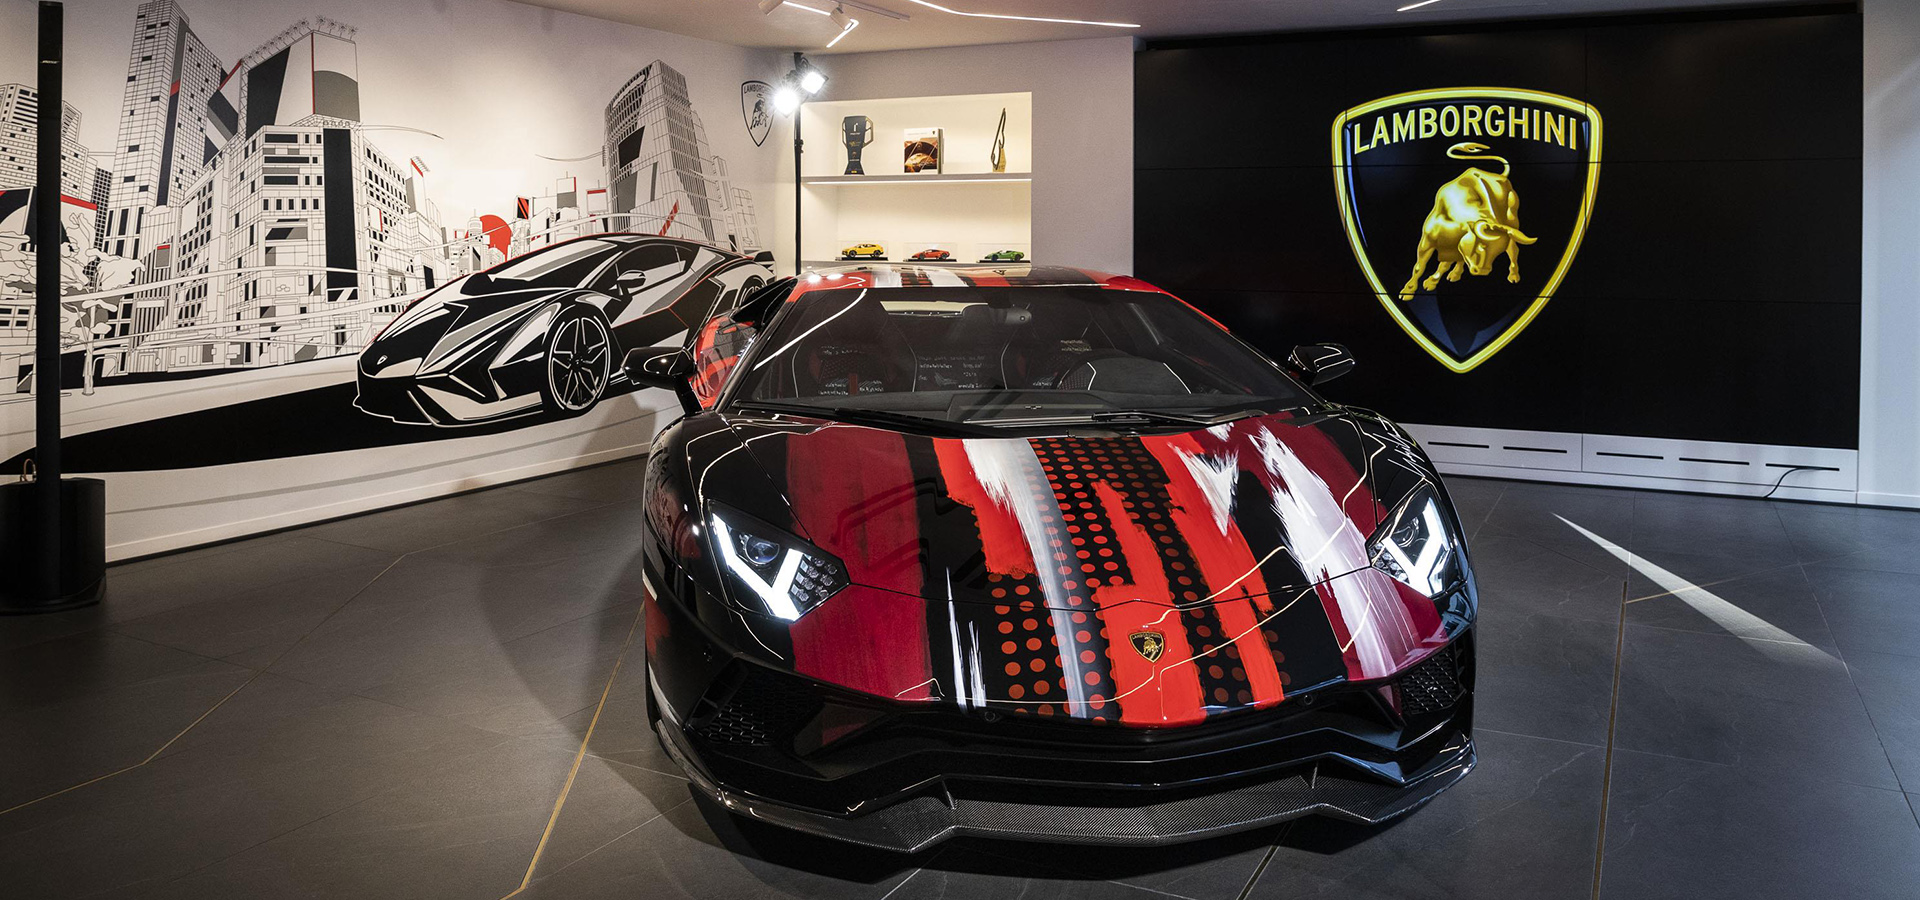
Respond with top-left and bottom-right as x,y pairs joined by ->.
909,248 -> 953,261
629,264 -> 1477,850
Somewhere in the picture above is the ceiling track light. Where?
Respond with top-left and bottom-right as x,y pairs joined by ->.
897,0 -> 1138,28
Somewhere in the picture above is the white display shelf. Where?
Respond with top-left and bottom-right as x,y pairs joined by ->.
799,91 -> 1033,266
802,172 -> 1032,186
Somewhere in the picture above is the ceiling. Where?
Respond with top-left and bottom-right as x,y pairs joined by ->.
514,0 -> 1807,54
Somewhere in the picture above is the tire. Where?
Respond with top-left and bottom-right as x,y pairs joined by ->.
540,306 -> 612,417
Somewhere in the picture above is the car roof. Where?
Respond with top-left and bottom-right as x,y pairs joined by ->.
790,263 -> 1172,300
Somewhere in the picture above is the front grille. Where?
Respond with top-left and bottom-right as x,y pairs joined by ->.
1396,641 -> 1466,716
693,665 -> 822,746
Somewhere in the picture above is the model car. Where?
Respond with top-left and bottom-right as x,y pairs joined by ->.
627,263 -> 1479,851
841,243 -> 886,260
908,248 -> 953,261
979,249 -> 1026,262
355,234 -> 768,426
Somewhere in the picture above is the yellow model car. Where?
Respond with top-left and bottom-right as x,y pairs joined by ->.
840,243 -> 886,259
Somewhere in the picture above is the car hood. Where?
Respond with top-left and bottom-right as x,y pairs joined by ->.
719,409 -> 1455,725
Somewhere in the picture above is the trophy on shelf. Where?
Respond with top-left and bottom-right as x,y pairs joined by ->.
990,108 -> 1008,173
842,116 -> 874,175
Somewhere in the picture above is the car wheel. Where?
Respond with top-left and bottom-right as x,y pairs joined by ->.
541,306 -> 612,417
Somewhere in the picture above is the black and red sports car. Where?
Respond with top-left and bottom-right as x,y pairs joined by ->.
629,264 -> 1478,851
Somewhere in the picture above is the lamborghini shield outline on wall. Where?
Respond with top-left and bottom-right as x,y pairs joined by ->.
1332,88 -> 1603,373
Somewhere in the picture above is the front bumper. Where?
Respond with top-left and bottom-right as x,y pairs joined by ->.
648,578 -> 1477,851
658,706 -> 1474,852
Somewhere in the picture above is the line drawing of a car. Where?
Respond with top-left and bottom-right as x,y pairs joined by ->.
355,234 -> 769,426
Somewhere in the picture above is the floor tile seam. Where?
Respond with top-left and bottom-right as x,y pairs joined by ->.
1232,842 -> 1282,900
119,781 -> 402,895
874,864 -> 927,900
495,590 -> 649,648
527,797 -> 692,885
1590,579 -> 1628,900
1616,619 -> 1841,650
1808,561 -> 1912,796
298,496 -> 620,558
1473,728 -> 1607,752
1618,560 -> 1816,605
498,601 -> 648,899
93,628 -> 270,673
578,751 -> 690,783
105,550 -> 403,636
0,559 -> 404,818
1598,735 -> 1910,796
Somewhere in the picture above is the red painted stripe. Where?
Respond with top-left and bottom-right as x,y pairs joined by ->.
1088,480 -> 1206,726
783,428 -> 934,700
932,439 -> 1034,578
1139,434 -> 1285,707
790,584 -> 935,701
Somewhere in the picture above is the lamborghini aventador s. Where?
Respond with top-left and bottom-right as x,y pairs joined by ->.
354,234 -> 768,426
628,264 -> 1478,851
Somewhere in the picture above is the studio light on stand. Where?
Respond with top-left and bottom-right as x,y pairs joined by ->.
773,54 -> 827,277
1,1 -> 107,615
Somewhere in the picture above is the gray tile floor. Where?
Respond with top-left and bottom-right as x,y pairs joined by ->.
5,463 -> 1920,899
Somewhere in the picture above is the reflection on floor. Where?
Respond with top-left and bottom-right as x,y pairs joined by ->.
4,464 -> 1920,899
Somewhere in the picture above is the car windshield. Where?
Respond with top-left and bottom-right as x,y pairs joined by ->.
723,286 -> 1313,430
474,239 -> 618,288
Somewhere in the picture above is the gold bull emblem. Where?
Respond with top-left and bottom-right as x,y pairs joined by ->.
1398,142 -> 1538,301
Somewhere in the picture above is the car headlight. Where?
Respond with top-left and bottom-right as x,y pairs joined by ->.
707,504 -> 846,620
1367,485 -> 1464,598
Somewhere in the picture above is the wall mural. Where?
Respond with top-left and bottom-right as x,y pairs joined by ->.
0,0 -> 779,556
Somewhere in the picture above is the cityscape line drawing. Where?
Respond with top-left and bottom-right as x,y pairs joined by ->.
0,0 -> 764,408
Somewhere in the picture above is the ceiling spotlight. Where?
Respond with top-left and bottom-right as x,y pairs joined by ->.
898,0 -> 1137,28
829,5 -> 850,29
758,0 -> 784,14
827,15 -> 860,48
772,84 -> 802,115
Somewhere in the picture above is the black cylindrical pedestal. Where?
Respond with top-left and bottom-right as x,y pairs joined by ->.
0,478 -> 106,613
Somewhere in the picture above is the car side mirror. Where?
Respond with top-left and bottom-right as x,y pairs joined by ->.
616,269 -> 648,291
1286,343 -> 1355,386
624,345 -> 700,414
752,250 -> 776,265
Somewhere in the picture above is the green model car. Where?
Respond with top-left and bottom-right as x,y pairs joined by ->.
978,249 -> 1026,263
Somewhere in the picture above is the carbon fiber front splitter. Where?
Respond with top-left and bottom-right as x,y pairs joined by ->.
655,712 -> 1476,853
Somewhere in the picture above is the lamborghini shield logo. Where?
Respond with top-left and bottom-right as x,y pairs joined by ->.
1333,88 -> 1602,372
1130,631 -> 1166,662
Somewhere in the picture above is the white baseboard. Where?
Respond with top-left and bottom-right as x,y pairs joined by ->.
1403,424 -> 1861,505
1856,490 -> 1920,511
106,443 -> 651,562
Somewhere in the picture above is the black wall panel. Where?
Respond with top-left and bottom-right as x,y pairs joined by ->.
1135,7 -> 1862,448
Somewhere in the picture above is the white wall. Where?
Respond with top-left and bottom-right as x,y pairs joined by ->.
774,36 -> 1134,275
1862,0 -> 1920,509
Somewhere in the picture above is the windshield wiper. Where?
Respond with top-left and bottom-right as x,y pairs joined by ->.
1086,408 -> 1269,428
728,401 -> 997,437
